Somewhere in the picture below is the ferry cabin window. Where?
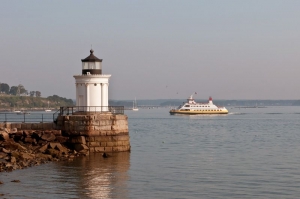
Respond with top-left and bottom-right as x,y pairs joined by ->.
184,105 -> 190,107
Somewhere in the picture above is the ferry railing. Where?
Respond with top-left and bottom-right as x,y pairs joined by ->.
0,112 -> 55,123
53,106 -> 124,122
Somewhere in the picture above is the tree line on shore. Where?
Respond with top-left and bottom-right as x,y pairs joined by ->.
0,83 -> 41,97
0,83 -> 74,109
0,95 -> 74,109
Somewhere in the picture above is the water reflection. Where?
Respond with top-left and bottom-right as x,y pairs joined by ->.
54,152 -> 130,199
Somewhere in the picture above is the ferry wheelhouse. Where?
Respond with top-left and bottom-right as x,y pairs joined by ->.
169,95 -> 228,115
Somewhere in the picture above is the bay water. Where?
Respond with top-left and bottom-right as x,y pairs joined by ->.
1,106 -> 300,199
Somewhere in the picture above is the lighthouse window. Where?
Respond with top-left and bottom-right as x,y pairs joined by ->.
95,62 -> 101,69
82,63 -> 88,69
88,62 -> 95,69
94,84 -> 97,86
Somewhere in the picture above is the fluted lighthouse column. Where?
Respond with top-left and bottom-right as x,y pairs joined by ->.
75,83 -> 78,106
86,83 -> 90,111
102,83 -> 108,111
97,84 -> 102,112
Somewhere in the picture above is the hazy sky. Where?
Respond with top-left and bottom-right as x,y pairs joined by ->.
1,0 -> 300,100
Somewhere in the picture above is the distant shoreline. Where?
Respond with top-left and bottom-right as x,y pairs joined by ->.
234,106 -> 267,108
0,108 -> 59,112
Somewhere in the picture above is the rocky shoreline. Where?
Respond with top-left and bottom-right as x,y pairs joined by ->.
0,128 -> 87,173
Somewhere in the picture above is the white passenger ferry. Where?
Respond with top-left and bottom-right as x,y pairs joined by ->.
169,95 -> 228,115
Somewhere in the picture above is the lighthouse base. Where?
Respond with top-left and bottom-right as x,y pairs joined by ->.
56,113 -> 130,153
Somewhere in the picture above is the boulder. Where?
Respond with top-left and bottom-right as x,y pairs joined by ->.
54,144 -> 68,155
70,136 -> 86,144
13,132 -> 23,142
3,142 -> 27,151
9,128 -> 17,134
48,142 -> 58,149
24,137 -> 36,144
23,130 -> 33,137
5,163 -> 13,170
38,140 -> 48,146
0,152 -> 7,159
45,149 -> 60,158
32,131 -> 42,139
41,133 -> 56,142
102,152 -> 110,158
10,156 -> 16,164
12,164 -> 19,170
48,143 -> 68,153
19,152 -> 35,160
11,151 -> 19,158
35,153 -> 52,161
0,132 -> 9,141
35,144 -> 49,153
52,130 -> 62,136
55,136 -> 68,143
16,143 -> 27,151
3,128 -> 9,133
1,148 -> 10,154
18,161 -> 28,168
74,144 -> 89,152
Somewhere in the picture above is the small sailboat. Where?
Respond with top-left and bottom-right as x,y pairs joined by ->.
132,98 -> 139,111
45,101 -> 52,112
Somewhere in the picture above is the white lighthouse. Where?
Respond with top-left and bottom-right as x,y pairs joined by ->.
74,49 -> 111,111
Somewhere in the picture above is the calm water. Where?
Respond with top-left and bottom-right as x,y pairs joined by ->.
1,106 -> 300,199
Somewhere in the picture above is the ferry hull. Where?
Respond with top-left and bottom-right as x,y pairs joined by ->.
169,110 -> 228,115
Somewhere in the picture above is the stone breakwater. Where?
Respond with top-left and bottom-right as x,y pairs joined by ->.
0,113 -> 130,172
0,126 -> 77,172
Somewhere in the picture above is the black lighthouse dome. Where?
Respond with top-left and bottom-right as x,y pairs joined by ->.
81,49 -> 103,75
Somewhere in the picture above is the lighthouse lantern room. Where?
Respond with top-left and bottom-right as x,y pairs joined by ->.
81,49 -> 102,75
74,49 -> 111,111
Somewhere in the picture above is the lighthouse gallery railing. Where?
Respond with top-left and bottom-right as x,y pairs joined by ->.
53,106 -> 124,122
